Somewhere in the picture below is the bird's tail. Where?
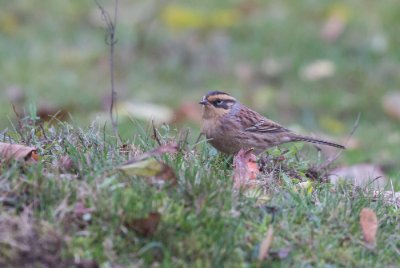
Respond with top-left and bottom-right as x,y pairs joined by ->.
290,135 -> 345,149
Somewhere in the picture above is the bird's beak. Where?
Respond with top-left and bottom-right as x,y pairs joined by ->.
199,97 -> 208,105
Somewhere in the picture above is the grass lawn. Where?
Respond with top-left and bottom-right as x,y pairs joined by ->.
1,0 -> 400,267
1,119 -> 399,267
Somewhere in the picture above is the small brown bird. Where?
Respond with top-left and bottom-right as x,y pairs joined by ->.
199,91 -> 345,154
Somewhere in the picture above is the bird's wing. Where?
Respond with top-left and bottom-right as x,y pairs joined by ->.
235,106 -> 291,134
245,119 -> 290,133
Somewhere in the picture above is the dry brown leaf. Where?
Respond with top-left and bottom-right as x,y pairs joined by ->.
0,142 -> 38,162
233,149 -> 259,189
360,208 -> 378,247
125,212 -> 161,237
258,225 -> 274,261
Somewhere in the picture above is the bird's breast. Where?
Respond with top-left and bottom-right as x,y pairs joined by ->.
201,116 -> 242,154
201,117 -> 220,139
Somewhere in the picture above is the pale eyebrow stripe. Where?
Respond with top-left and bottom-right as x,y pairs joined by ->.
208,95 -> 235,102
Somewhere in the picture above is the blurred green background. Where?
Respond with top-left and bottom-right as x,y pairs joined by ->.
1,0 -> 400,174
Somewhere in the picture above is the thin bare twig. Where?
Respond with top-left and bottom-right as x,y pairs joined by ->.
95,0 -> 121,144
11,103 -> 25,141
151,120 -> 162,146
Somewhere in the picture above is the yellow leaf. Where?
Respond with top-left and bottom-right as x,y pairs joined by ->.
118,157 -> 177,187
118,158 -> 164,177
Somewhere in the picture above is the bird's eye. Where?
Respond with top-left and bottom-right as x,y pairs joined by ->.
214,100 -> 223,106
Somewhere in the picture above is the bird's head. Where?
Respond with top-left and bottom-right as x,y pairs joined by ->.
199,91 -> 237,119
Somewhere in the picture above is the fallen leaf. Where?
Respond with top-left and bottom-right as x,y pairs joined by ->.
299,60 -> 335,81
125,212 -> 161,237
359,208 -> 378,247
258,225 -> 274,261
118,158 -> 163,176
382,91 -> 400,121
329,164 -> 386,190
118,158 -> 177,187
0,142 -> 38,162
233,149 -> 260,190
118,144 -> 178,187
